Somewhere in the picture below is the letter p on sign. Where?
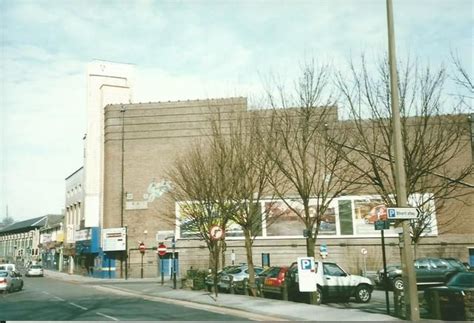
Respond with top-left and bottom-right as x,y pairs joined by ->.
300,258 -> 312,270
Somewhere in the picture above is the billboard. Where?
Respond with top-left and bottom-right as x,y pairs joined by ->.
102,227 -> 126,251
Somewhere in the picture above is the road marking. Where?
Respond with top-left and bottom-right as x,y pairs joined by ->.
54,296 -> 65,301
96,312 -> 119,321
69,302 -> 88,310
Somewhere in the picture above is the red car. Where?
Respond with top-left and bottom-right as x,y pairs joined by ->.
256,266 -> 290,297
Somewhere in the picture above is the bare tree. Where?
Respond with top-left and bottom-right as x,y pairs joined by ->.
208,109 -> 277,297
262,61 -> 360,256
167,138 -> 236,297
336,55 -> 473,254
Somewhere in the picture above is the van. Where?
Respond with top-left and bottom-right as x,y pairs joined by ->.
0,264 -> 16,272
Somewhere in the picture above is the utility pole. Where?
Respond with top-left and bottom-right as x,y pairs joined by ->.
386,0 -> 420,320
120,106 -> 126,279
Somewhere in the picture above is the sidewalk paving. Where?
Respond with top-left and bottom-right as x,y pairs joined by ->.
44,270 -> 398,321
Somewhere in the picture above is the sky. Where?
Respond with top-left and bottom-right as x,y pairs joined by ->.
0,0 -> 472,222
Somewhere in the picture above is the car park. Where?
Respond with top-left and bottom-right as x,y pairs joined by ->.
26,264 -> 44,277
218,265 -> 264,293
0,270 -> 23,294
381,257 -> 467,291
423,272 -> 474,320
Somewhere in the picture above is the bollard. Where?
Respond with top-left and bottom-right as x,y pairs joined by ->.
431,290 -> 441,320
229,276 -> 234,294
393,289 -> 403,318
282,275 -> 288,301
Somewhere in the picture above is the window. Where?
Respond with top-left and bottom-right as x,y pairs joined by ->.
323,263 -> 346,276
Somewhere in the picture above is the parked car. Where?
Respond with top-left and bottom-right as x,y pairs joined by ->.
381,257 -> 467,291
423,272 -> 474,320
26,264 -> 44,277
314,261 -> 373,304
218,265 -> 264,292
258,261 -> 373,304
256,266 -> 289,297
0,270 -> 23,294
205,265 -> 240,292
0,263 -> 17,273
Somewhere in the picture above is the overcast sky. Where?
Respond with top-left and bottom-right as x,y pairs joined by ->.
1,0 -> 472,222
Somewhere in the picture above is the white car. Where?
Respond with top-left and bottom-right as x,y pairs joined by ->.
26,265 -> 44,277
314,261 -> 373,304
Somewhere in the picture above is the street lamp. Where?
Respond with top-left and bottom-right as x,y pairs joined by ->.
120,105 -> 127,279
385,0 -> 420,320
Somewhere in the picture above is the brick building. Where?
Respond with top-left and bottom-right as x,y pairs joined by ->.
99,97 -> 473,279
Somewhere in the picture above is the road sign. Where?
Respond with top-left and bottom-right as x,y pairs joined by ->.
157,243 -> 167,256
319,243 -> 328,259
375,220 -> 390,230
387,207 -> 420,220
139,242 -> 146,254
297,257 -> 317,292
209,225 -> 224,240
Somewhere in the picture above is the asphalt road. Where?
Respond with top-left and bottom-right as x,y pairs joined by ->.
0,276 -> 249,321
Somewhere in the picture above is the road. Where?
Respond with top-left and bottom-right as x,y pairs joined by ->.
0,276 -> 249,321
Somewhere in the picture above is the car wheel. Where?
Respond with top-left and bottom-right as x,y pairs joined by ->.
315,287 -> 323,305
393,277 -> 404,291
355,285 -> 371,303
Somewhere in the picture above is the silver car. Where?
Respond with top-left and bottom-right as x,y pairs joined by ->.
218,265 -> 264,292
0,270 -> 24,293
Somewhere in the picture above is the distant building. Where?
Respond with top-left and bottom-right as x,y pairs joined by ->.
0,215 -> 60,265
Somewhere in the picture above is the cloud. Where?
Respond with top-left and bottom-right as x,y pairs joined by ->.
1,0 -> 472,221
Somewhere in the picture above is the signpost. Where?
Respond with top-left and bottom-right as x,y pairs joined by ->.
375,220 -> 391,315
387,207 -> 419,220
157,243 -> 167,285
360,248 -> 368,276
319,243 -> 328,259
139,242 -> 145,279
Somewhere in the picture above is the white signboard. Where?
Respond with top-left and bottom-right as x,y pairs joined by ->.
75,229 -> 91,241
387,207 -> 419,220
297,257 -> 317,292
125,201 -> 148,210
102,227 -> 127,251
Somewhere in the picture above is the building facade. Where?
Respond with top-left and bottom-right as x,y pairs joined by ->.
0,215 -> 59,266
99,97 -> 473,279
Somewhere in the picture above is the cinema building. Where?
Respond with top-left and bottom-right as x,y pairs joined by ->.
79,61 -> 474,279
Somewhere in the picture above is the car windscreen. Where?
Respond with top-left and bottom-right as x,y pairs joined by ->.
0,271 -> 8,277
30,265 -> 42,269
448,273 -> 474,288
227,268 -> 243,274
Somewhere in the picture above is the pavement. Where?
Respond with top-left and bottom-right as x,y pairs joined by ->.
43,270 -> 399,321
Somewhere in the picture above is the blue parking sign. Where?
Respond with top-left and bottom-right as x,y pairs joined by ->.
300,258 -> 312,270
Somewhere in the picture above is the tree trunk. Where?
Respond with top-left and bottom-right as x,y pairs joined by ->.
306,235 -> 317,305
244,229 -> 257,297
306,236 -> 316,258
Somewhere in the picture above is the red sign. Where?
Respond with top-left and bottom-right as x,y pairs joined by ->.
139,242 -> 146,254
157,243 -> 167,256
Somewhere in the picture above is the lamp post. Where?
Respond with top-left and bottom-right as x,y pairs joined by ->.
120,106 -> 126,279
386,0 -> 420,320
